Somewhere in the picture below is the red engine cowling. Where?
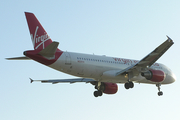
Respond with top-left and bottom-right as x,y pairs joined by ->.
141,69 -> 165,82
103,83 -> 118,94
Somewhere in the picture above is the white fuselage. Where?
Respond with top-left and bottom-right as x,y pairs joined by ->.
49,51 -> 176,85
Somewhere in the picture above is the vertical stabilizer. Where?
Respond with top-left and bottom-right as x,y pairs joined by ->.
25,12 -> 52,51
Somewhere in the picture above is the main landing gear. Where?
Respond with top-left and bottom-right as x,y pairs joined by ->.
124,72 -> 134,89
93,82 -> 103,97
156,84 -> 163,96
124,81 -> 134,89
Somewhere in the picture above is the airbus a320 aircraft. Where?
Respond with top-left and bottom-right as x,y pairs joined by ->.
7,12 -> 176,97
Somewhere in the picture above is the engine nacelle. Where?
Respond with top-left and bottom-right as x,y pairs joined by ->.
103,83 -> 118,94
141,69 -> 165,82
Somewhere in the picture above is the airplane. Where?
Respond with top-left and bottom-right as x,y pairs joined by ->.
7,12 -> 176,97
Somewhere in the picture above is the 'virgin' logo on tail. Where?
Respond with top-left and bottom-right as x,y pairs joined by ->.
30,26 -> 50,49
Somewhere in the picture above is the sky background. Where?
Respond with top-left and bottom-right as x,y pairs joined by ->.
1,0 -> 180,120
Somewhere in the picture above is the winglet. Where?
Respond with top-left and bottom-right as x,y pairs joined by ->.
166,35 -> 174,43
166,35 -> 171,39
30,78 -> 34,83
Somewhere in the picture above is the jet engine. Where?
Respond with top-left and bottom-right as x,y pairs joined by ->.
141,69 -> 165,82
103,83 -> 118,94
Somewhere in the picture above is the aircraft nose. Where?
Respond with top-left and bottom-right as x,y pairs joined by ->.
163,72 -> 176,84
167,72 -> 176,84
170,72 -> 176,83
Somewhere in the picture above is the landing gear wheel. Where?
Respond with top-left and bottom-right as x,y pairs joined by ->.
158,91 -> 163,96
129,82 -> 134,88
97,90 -> 102,96
124,82 -> 134,89
125,83 -> 130,89
94,91 -> 99,97
93,90 -> 103,97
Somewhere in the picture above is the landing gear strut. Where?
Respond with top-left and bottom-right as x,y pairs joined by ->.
124,81 -> 134,89
156,84 -> 163,96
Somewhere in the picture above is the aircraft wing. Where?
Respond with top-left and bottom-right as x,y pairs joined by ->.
30,78 -> 96,84
116,36 -> 174,77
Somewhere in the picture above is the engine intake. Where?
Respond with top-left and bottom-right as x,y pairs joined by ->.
141,69 -> 165,82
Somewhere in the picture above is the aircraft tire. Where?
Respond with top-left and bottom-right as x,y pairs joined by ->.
129,82 -> 134,88
98,90 -> 103,96
124,83 -> 130,89
158,91 -> 163,96
94,91 -> 99,97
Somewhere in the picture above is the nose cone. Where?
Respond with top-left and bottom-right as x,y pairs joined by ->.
170,72 -> 176,83
163,72 -> 176,84
159,64 -> 176,84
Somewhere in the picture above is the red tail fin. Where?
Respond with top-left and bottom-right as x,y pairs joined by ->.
25,12 -> 52,51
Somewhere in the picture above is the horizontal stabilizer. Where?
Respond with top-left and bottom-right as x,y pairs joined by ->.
6,56 -> 31,60
38,41 -> 59,58
30,78 -> 96,84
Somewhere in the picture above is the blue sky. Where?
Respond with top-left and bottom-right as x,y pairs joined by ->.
1,1 -> 180,120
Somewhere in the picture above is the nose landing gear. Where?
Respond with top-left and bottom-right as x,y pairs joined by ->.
156,84 -> 163,96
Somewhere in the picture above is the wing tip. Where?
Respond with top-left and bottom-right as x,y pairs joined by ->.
166,35 -> 174,43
